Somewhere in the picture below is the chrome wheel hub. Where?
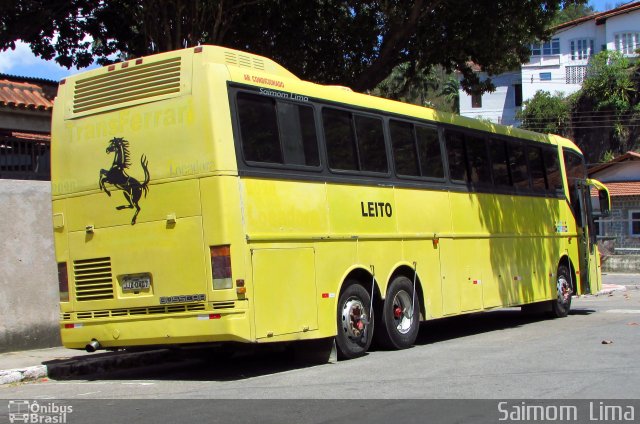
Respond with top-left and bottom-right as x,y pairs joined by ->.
392,290 -> 413,334
341,298 -> 368,339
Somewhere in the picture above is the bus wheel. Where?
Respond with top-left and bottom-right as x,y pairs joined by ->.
376,276 -> 420,349
551,264 -> 572,318
336,282 -> 373,359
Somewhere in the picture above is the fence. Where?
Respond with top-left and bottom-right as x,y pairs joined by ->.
0,135 -> 51,180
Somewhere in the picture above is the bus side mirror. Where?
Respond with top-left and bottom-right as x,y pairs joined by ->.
598,189 -> 610,218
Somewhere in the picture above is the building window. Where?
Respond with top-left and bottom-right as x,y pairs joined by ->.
471,93 -> 482,108
531,38 -> 560,56
630,210 -> 640,237
614,32 -> 639,55
570,39 -> 595,60
539,72 -> 552,81
514,84 -> 523,107
565,65 -> 587,84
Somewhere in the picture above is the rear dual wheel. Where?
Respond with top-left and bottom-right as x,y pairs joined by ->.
375,276 -> 420,350
550,264 -> 572,318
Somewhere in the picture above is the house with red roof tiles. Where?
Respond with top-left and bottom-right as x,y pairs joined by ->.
589,151 -> 640,255
0,74 -> 58,180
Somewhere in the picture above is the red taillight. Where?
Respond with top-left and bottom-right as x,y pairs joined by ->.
58,262 -> 69,302
210,245 -> 232,289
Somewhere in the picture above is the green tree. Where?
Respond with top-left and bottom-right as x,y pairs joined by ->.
572,50 -> 640,158
550,3 -> 594,26
517,91 -> 571,136
1,0 -> 587,92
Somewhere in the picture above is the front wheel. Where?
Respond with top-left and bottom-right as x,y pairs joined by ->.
375,276 -> 420,349
550,264 -> 572,318
335,282 -> 374,359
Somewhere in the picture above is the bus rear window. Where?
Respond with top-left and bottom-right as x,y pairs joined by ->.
238,93 -> 282,164
237,92 -> 319,167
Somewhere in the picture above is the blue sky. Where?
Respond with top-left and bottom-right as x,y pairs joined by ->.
0,1 -> 630,81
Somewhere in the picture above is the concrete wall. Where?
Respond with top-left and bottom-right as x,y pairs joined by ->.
0,180 -> 59,353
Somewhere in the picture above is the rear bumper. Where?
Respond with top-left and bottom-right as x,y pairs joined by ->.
60,309 -> 251,349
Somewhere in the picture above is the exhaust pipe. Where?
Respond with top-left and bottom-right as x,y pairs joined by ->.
85,339 -> 101,352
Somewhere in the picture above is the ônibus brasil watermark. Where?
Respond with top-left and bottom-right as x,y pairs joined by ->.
8,400 -> 72,424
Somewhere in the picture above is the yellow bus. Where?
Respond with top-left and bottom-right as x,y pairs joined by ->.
52,46 -> 610,359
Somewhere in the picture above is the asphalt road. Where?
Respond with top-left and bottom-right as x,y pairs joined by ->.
1,281 -> 639,403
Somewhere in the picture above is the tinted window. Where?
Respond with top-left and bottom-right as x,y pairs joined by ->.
466,135 -> 492,185
508,144 -> 530,189
489,138 -> 511,187
445,131 -> 467,182
528,146 -> 546,191
415,126 -> 444,178
323,108 -> 358,170
355,115 -> 387,173
543,147 -> 563,192
237,93 -> 282,163
390,120 -> 419,176
278,102 -> 319,166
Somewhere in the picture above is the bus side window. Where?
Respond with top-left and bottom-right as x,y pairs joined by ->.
508,143 -> 531,190
543,147 -> 563,194
528,145 -> 546,191
415,125 -> 444,179
466,135 -> 491,185
237,92 -> 283,164
445,131 -> 468,182
389,120 -> 420,176
323,108 -> 358,171
489,138 -> 511,187
354,115 -> 388,173
277,102 -> 319,166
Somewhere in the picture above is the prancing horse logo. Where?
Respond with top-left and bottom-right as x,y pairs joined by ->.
99,137 -> 150,225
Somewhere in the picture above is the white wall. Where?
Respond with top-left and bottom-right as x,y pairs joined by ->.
592,161 -> 640,182
459,71 -> 521,125
605,11 -> 640,53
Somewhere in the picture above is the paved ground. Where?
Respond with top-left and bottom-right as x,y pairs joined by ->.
1,275 -> 639,402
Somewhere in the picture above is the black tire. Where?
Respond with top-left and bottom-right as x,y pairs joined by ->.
335,282 -> 374,359
550,264 -> 573,318
375,276 -> 420,349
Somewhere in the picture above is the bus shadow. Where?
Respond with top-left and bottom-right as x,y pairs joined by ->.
410,306 -> 595,346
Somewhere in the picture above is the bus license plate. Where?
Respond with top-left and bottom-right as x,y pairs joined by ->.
122,276 -> 151,291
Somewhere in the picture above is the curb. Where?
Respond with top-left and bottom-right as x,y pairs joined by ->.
0,349 -> 177,386
0,365 -> 47,385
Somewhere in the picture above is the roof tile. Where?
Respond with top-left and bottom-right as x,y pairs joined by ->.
0,78 -> 54,110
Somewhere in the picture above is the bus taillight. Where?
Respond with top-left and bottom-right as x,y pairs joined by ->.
210,245 -> 232,289
58,262 -> 69,302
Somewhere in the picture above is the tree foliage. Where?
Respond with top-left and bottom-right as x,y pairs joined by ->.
517,91 -> 571,136
1,0 -> 586,92
550,3 -> 594,26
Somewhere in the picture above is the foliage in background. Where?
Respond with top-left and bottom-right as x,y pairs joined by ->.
0,0 -> 587,92
549,3 -> 594,26
517,91 -> 572,136
519,51 -> 640,162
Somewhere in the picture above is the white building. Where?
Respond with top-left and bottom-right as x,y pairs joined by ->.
459,1 -> 640,126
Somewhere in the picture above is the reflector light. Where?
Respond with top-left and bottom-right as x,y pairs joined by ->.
135,58 -> 143,65
58,262 -> 69,302
211,245 -> 232,289
64,323 -> 83,329
198,314 -> 222,320
236,287 -> 246,295
107,65 -> 116,71
60,79 -> 66,85
121,62 -> 129,68
195,46 -> 203,53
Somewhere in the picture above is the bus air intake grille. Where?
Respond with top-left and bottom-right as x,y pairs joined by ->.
60,313 -> 71,321
212,301 -> 235,310
73,257 -> 114,301
72,57 -> 182,114
223,52 -> 265,71
71,304 -> 208,319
